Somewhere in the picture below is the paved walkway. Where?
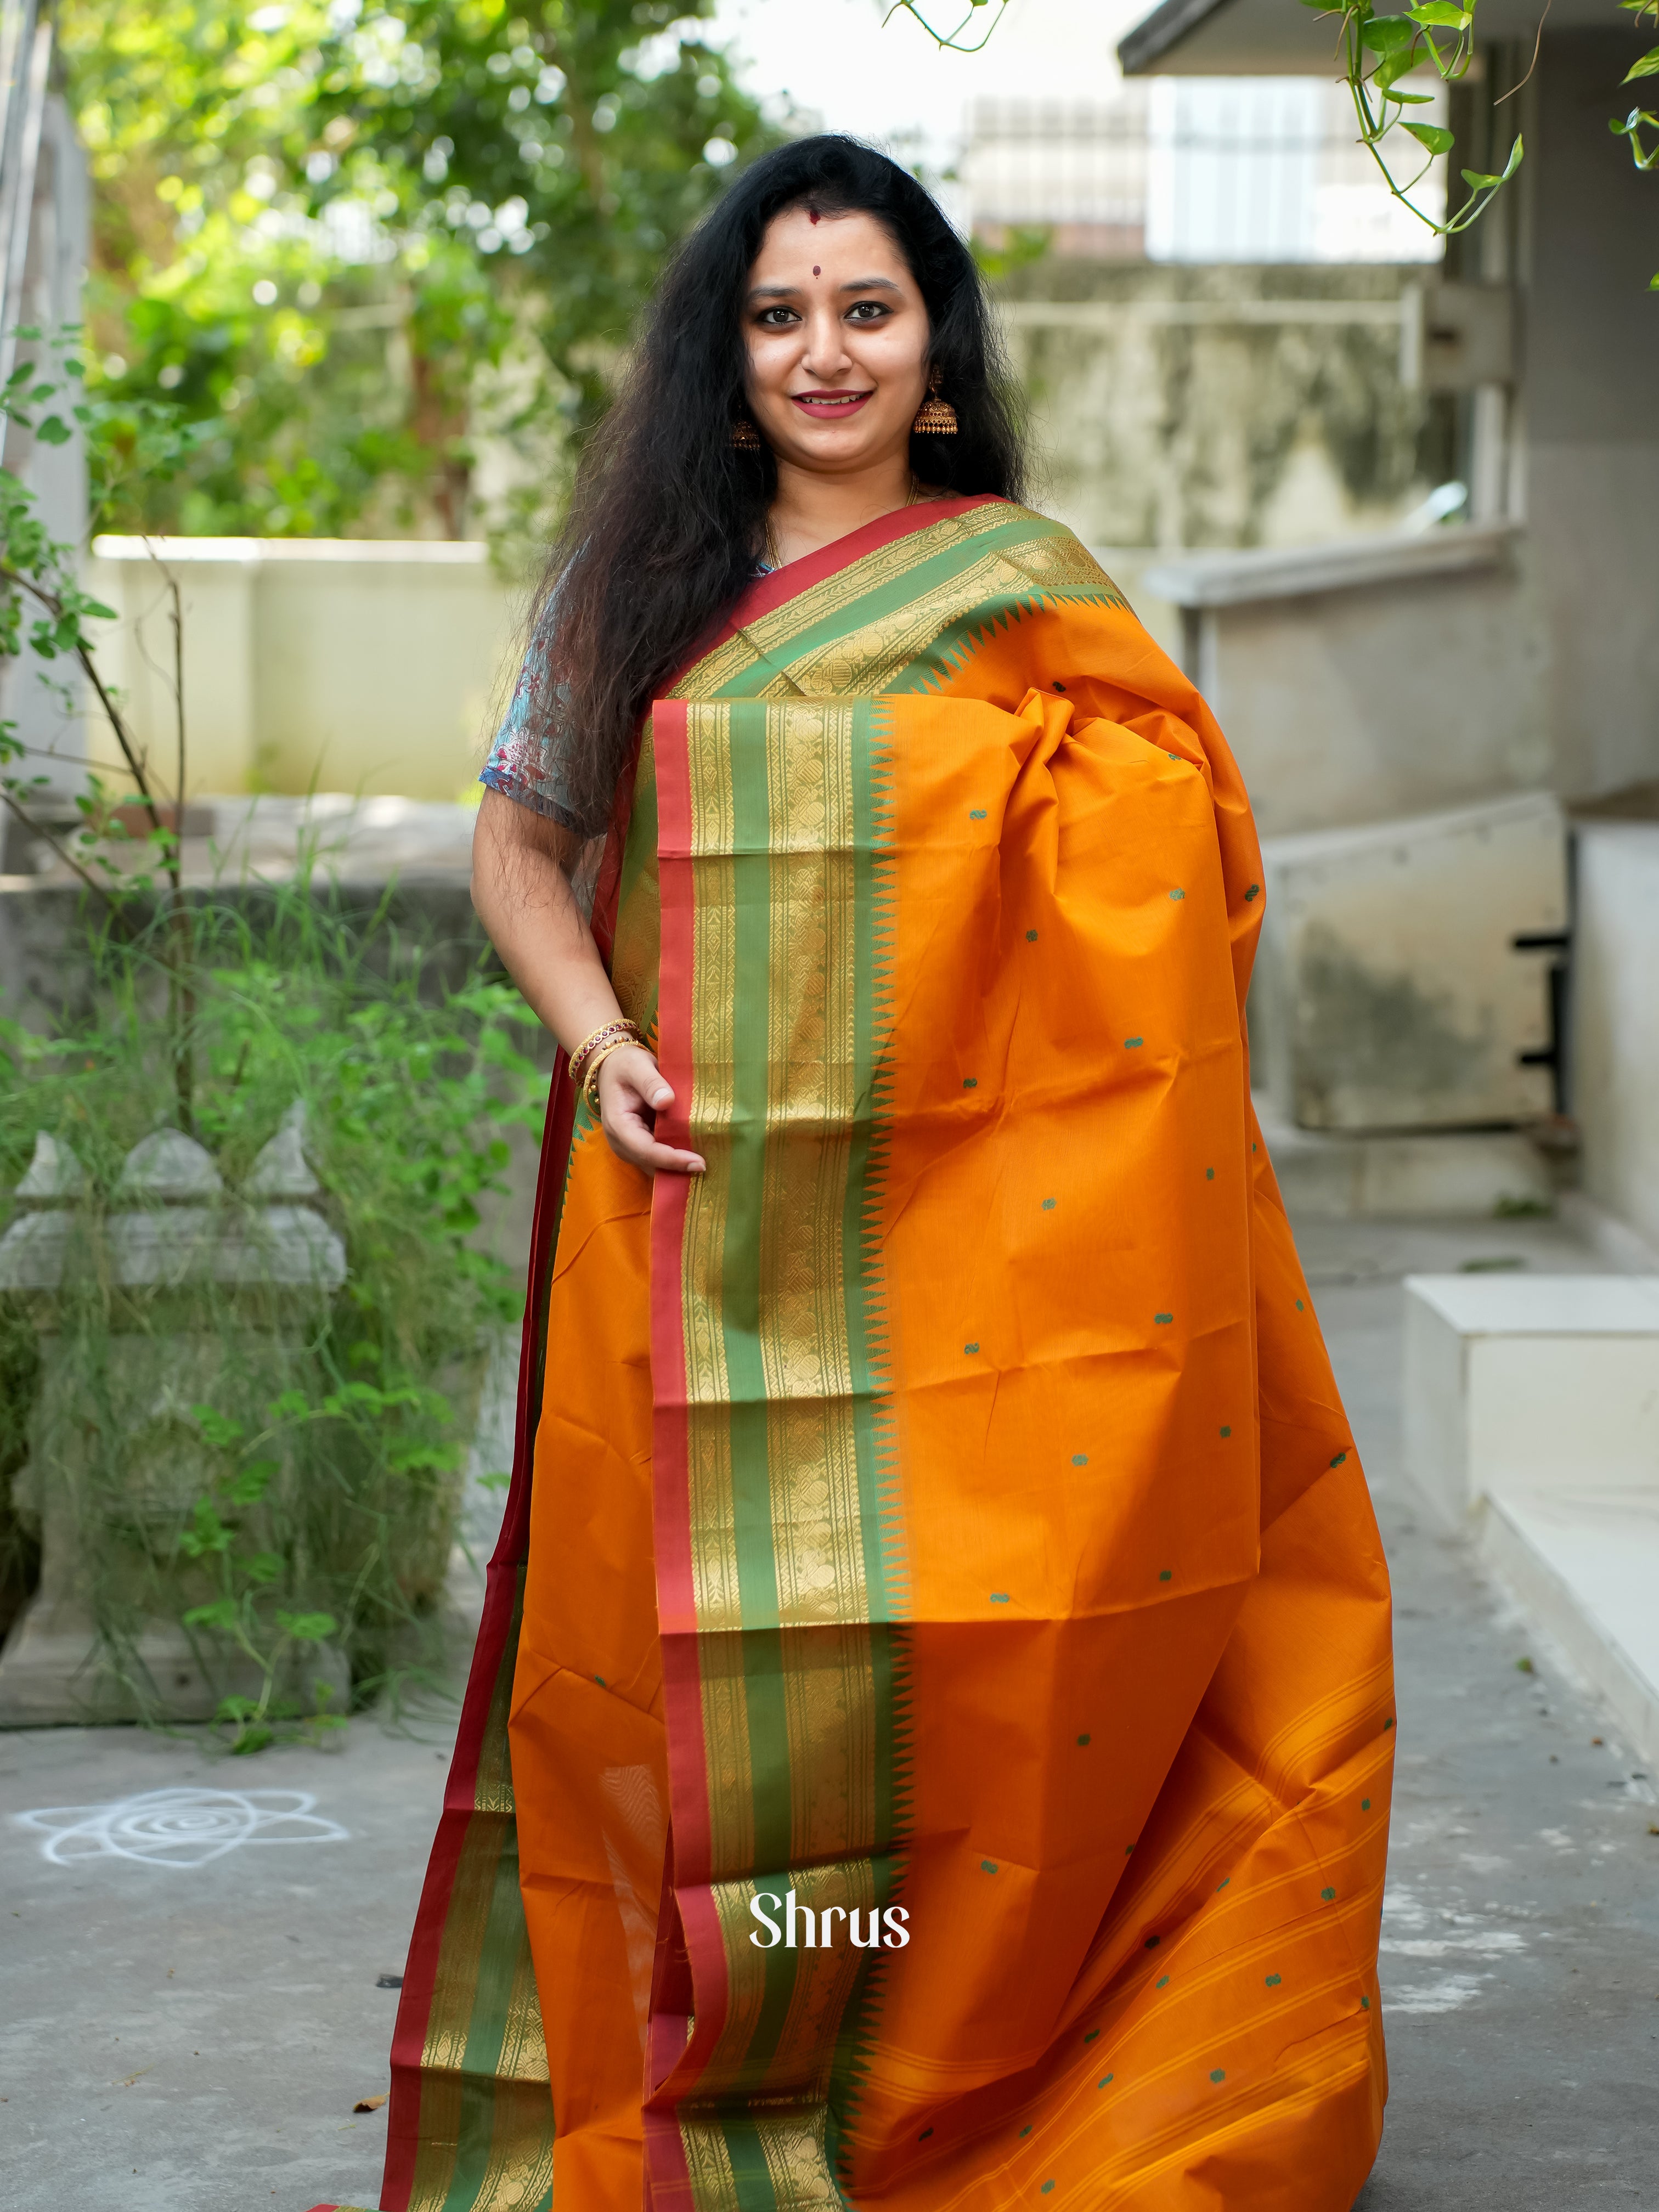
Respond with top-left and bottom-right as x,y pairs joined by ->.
1310,1217 -> 1659,2210
2,1212 -> 1655,2210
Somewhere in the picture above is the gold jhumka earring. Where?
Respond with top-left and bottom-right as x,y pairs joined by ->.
912,366 -> 958,436
730,415 -> 762,451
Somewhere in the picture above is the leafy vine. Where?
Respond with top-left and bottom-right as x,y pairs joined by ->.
896,0 -> 1657,283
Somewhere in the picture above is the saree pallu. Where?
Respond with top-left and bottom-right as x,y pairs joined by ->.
330,495 -> 1394,2212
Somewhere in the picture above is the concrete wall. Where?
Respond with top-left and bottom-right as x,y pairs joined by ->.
994,261 -> 1446,551
1113,32 -> 1659,845
1175,544 -> 1550,838
1525,35 -> 1659,803
65,266 -> 1451,811
83,540 -> 524,803
1133,450 -> 1656,843
1252,792 -> 1565,1130
1573,823 -> 1659,1253
992,257 -> 1573,842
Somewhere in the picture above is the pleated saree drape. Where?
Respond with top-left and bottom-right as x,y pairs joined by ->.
315,494 -> 1394,2212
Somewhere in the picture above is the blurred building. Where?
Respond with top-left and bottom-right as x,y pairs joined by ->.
964,91 -> 1150,260
1114,0 -> 1659,1755
965,82 -> 1460,583
964,80 -> 1446,262
1110,9 -> 1657,849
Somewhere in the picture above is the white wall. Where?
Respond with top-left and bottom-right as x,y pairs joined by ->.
2,97 -> 93,801
1573,823 -> 1659,1254
83,539 -> 524,804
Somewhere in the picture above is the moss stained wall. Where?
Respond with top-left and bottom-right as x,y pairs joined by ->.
994,259 -> 1455,550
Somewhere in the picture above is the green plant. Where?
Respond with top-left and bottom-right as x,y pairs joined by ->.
970,225 -> 1054,284
0,326 -> 217,1128
0,317 -> 548,1751
1307,0 -> 1523,239
60,0 -> 783,542
891,0 -> 1012,57
0,876 -> 548,1750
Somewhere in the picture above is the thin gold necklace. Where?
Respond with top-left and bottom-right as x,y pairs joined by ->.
765,475 -> 923,573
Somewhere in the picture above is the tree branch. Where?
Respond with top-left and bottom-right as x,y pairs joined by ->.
0,782 -> 112,901
0,560 -> 165,836
540,24 -> 607,202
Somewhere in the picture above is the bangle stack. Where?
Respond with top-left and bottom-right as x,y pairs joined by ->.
569,1018 -> 650,1116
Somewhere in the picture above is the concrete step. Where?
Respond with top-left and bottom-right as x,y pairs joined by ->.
1403,1272 -> 1659,1522
1401,1271 -> 1659,1762
1259,1107 -> 1556,1220
1481,1491 -> 1659,1763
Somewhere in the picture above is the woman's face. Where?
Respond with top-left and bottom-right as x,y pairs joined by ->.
743,205 -> 931,478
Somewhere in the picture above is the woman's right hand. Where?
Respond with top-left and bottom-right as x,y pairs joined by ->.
594,1043 -> 707,1178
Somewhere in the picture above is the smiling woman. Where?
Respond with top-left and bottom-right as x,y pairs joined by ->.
481,135 -> 1026,848
741,204 -> 945,568
313,136 -> 1396,2212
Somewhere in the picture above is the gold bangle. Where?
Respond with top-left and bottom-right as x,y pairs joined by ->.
569,1017 -> 644,1095
583,1032 -> 648,1117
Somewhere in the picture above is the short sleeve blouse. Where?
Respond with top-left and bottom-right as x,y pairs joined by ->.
478,557 -> 775,832
478,613 -> 586,832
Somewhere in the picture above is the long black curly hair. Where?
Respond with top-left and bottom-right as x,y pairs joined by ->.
523,134 -> 1030,834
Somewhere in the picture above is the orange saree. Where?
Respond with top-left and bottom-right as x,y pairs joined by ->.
334,494 -> 1393,2212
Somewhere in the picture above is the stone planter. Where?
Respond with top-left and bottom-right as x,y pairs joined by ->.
0,1115 -> 351,1725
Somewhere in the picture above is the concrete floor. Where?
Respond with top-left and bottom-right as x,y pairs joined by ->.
1305,1216 -> 1659,2211
2,1211 -> 1656,2211
0,1714 -> 454,2211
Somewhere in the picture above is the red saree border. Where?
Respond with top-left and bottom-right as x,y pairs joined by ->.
378,756 -> 640,2212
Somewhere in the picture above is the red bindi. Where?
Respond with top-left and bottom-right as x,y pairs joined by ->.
812,265 -> 821,276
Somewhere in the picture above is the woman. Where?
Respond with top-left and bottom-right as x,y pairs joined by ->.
351,136 -> 1394,2212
